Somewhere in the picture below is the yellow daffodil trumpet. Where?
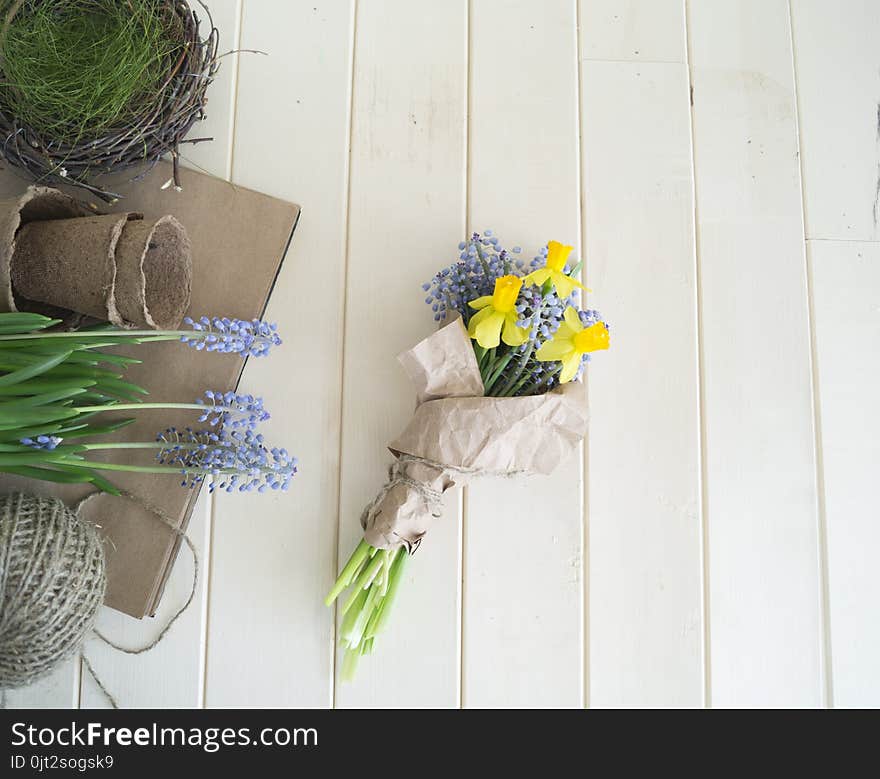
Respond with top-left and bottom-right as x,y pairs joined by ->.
523,240 -> 588,299
467,274 -> 530,349
536,306 -> 610,383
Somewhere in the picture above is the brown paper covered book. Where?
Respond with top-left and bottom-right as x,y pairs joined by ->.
0,162 -> 300,618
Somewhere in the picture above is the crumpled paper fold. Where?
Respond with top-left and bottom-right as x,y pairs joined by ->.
361,315 -> 588,550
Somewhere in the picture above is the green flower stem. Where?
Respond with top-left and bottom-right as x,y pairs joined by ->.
351,587 -> 379,645
363,600 -> 386,643
0,330 -> 186,343
462,276 -> 480,304
77,441 -> 165,452
0,453 -> 82,466
78,442 -> 199,452
43,456 -> 237,478
339,588 -> 368,642
489,291 -> 549,397
371,548 -> 407,636
474,242 -> 492,278
329,541 -> 409,680
507,371 -> 537,397
340,643 -> 361,680
497,342 -> 535,396
377,550 -> 392,597
350,551 -> 386,595
514,364 -> 562,397
483,348 -> 517,394
75,402 -> 205,415
477,346 -> 500,389
326,539 -> 373,606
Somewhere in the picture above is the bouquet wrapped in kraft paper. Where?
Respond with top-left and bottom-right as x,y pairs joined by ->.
327,231 -> 611,678
363,315 -> 587,551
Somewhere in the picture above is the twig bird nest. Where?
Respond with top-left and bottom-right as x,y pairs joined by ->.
0,0 -> 219,201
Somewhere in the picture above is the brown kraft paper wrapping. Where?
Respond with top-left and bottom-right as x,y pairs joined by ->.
361,315 -> 588,550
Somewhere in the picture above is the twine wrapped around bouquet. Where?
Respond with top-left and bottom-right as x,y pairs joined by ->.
0,186 -> 191,328
0,0 -> 220,202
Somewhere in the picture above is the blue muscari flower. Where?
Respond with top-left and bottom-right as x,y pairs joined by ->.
180,317 -> 282,358
156,426 -> 297,493
195,391 -> 270,431
424,231 -> 527,323
21,435 -> 62,451
580,309 -> 603,327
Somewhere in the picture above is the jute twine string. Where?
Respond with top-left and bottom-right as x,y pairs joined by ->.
359,456 -> 445,532
360,453 -> 528,552
74,491 -> 199,657
0,490 -> 198,709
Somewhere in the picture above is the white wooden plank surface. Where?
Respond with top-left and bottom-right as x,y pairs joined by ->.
81,495 -> 211,708
205,0 -> 355,707
463,0 -> 583,708
790,0 -> 880,240
581,0 -> 686,63
580,58 -> 703,707
333,0 -> 467,707
809,241 -> 880,707
687,0 -> 823,707
791,0 -> 880,709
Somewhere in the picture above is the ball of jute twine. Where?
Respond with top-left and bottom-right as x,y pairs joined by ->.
0,490 -> 197,708
0,493 -> 104,688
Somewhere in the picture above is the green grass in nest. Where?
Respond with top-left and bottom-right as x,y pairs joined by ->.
0,0 -> 182,145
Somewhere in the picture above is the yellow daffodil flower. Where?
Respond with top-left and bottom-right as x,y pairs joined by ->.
523,240 -> 588,298
536,306 -> 610,383
467,275 -> 530,349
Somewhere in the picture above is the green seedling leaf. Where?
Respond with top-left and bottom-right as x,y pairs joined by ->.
0,351 -> 72,387
0,379 -> 98,396
2,387 -> 89,407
